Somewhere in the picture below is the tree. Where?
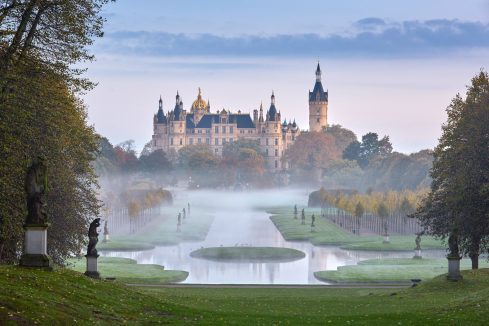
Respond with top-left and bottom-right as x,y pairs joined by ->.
377,202 -> 389,239
323,124 -> 357,153
139,149 -> 172,174
286,132 -> 341,183
354,202 -> 364,235
343,132 -> 393,168
415,71 -> 489,269
0,0 -> 110,90
221,139 -> 265,186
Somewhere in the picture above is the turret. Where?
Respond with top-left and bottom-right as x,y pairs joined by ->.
309,62 -> 328,132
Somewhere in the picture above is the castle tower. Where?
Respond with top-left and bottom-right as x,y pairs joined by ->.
309,62 -> 328,132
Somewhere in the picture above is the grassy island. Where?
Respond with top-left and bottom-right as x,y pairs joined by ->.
190,247 -> 306,262
66,257 -> 188,284
314,258 -> 489,283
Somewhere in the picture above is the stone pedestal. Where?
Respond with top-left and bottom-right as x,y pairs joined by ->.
383,235 -> 390,244
103,234 -> 109,243
447,256 -> 463,281
85,255 -> 100,279
20,224 -> 53,269
310,225 -> 316,233
413,249 -> 422,259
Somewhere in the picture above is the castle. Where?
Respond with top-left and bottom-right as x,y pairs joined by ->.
151,63 -> 328,171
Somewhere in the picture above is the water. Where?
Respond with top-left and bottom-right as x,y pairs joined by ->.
104,189 -> 443,284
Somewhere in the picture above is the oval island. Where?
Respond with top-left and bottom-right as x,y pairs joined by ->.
190,246 -> 306,262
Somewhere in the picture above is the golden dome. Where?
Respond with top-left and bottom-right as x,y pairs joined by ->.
191,87 -> 209,112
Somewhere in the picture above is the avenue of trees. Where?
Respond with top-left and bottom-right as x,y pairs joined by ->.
414,71 -> 489,269
0,0 -> 110,263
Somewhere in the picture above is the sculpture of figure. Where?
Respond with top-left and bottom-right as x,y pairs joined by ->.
311,214 -> 315,227
415,231 -> 424,250
448,232 -> 460,258
87,218 -> 101,257
25,156 -> 48,225
103,220 -> 109,236
183,208 -> 186,219
301,208 -> 306,225
383,221 -> 388,236
188,203 -> 190,215
177,213 -> 181,226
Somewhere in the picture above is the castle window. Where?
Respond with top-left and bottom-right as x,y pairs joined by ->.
215,148 -> 219,153
275,138 -> 278,145
206,130 -> 210,134
215,126 -> 219,133
206,138 -> 210,144
266,138 -> 269,146
222,126 -> 226,134
230,138 -> 233,143
317,118 -> 320,123
222,139 -> 226,145
215,138 -> 219,145
275,160 -> 278,168
275,149 -> 278,157
189,138 -> 193,145
292,135 -> 295,141
179,139 -> 183,145
170,138 -> 173,145
198,130 -> 202,134
198,138 -> 202,144
230,126 -> 234,133
266,149 -> 269,156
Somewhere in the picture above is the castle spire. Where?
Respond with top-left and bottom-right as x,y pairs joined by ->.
176,90 -> 180,104
271,91 -> 275,105
316,61 -> 321,82
159,95 -> 163,109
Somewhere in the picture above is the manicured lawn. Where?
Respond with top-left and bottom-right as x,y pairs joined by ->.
98,240 -> 155,251
314,258 -> 489,283
1,265 -> 489,324
269,206 -> 445,251
102,213 -> 214,251
66,256 -> 188,284
190,246 -> 305,262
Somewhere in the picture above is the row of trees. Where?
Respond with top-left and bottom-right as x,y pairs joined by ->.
0,0 -> 110,263
309,187 -> 425,218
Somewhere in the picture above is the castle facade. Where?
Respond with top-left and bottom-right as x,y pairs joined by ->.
151,63 -> 328,171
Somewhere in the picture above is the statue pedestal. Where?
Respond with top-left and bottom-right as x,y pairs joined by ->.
20,224 -> 53,269
310,225 -> 316,233
383,235 -> 390,244
85,255 -> 100,279
413,249 -> 422,259
447,256 -> 463,281
103,234 -> 109,243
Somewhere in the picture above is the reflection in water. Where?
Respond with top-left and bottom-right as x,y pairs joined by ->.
104,189 -> 445,284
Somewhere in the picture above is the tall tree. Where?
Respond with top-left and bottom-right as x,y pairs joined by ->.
415,71 -> 489,269
343,132 -> 392,168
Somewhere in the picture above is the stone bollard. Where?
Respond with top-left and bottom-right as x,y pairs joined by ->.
413,249 -> 422,259
85,254 -> 100,279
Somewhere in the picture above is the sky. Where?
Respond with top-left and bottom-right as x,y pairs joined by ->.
82,0 -> 489,154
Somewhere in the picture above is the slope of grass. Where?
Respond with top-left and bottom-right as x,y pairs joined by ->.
66,257 -> 188,284
1,265 -> 489,324
190,247 -> 305,262
314,258 -> 489,283
269,206 -> 445,250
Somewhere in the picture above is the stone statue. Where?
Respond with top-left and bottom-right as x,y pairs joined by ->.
311,214 -> 316,227
448,232 -> 460,258
415,231 -> 424,250
177,213 -> 181,226
183,208 -> 186,219
25,156 -> 48,225
301,208 -> 305,225
103,220 -> 109,236
86,218 -> 101,257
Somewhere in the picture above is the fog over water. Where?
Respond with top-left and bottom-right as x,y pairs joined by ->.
105,189 -> 443,284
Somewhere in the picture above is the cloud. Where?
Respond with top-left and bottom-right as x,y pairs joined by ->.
93,19 -> 489,58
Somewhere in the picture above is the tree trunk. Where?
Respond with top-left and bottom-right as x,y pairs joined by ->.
470,254 -> 479,269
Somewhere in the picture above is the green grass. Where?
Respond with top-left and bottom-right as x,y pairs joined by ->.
66,257 -> 188,285
269,206 -> 445,251
190,247 -> 305,262
101,213 -> 214,251
1,265 -> 489,324
98,240 -> 155,251
314,258 -> 489,283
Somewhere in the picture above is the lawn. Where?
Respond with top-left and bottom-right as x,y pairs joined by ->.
101,213 -> 214,251
66,256 -> 188,284
190,246 -> 305,262
1,265 -> 489,324
269,206 -> 445,251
